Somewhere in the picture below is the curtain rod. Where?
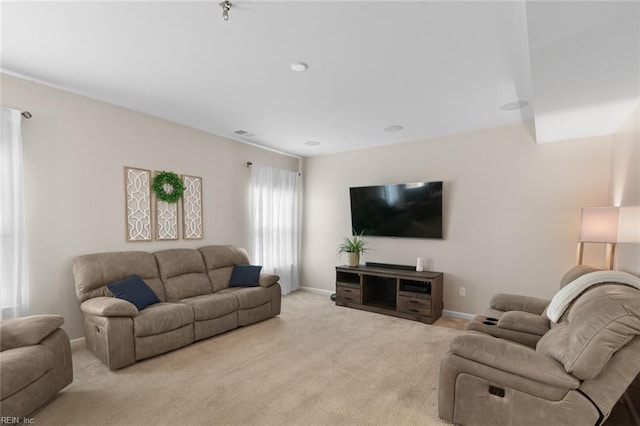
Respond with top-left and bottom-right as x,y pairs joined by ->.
21,111 -> 32,119
246,161 -> 301,176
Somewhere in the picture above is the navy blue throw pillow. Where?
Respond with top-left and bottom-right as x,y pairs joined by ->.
229,264 -> 262,287
107,275 -> 160,310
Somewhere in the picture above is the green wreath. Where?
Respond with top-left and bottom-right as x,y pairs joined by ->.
153,171 -> 185,203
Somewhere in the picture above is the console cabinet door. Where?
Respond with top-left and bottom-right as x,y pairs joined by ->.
397,294 -> 431,316
336,284 -> 362,305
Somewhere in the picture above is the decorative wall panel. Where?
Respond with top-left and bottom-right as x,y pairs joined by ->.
182,175 -> 203,239
124,167 -> 152,241
154,171 -> 179,240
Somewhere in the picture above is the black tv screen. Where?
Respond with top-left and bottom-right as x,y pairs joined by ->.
349,181 -> 443,239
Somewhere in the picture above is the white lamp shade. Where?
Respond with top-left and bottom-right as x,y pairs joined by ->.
617,206 -> 640,243
579,207 -> 619,243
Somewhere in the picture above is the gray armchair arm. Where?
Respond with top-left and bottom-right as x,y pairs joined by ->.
490,293 -> 550,315
450,332 -> 579,389
80,297 -> 139,317
0,315 -> 65,351
259,273 -> 280,288
497,311 -> 551,336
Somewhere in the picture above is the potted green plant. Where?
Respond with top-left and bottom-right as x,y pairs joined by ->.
338,232 -> 369,267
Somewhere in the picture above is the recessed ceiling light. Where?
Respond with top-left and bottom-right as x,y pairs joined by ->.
384,125 -> 403,132
304,140 -> 320,146
501,100 -> 529,111
291,62 -> 308,72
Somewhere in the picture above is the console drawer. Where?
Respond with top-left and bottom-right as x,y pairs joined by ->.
397,295 -> 431,316
337,285 -> 361,304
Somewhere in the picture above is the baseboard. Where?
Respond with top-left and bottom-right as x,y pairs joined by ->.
298,286 -> 334,296
70,337 -> 86,349
443,309 -> 474,320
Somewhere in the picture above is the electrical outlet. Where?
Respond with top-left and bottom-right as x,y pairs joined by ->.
459,287 -> 466,297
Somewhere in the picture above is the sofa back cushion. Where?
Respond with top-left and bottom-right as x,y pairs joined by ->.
154,248 -> 211,302
199,245 -> 251,292
542,264 -> 604,321
73,251 -> 165,303
559,265 -> 601,289
537,284 -> 640,380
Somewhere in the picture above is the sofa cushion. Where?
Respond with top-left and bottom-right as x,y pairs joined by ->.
0,315 -> 64,351
537,284 -> 640,379
73,251 -> 165,303
229,265 -> 262,287
107,275 -> 160,311
154,249 -> 211,302
0,345 -> 54,398
133,302 -> 194,337
218,286 -> 272,309
179,293 -> 239,321
199,245 -> 251,292
208,267 -> 234,293
199,245 -> 251,270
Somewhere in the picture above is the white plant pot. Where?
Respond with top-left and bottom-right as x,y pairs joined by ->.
346,252 -> 360,267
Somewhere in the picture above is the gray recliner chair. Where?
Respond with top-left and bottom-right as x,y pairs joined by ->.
438,280 -> 640,425
0,315 -> 73,417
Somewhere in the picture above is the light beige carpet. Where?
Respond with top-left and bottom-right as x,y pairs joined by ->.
34,291 -> 463,425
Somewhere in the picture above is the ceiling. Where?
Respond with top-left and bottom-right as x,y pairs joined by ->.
1,1 -> 638,157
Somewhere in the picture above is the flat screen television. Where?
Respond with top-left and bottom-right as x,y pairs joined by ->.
349,181 -> 443,239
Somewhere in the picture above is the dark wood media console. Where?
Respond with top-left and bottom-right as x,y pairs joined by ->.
335,263 -> 444,324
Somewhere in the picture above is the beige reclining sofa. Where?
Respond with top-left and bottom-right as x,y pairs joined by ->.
438,266 -> 640,425
73,245 -> 281,370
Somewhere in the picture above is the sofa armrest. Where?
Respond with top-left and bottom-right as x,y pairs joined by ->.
490,293 -> 550,315
497,311 -> 550,336
450,332 -> 579,389
259,273 -> 280,288
80,297 -> 139,317
0,315 -> 64,351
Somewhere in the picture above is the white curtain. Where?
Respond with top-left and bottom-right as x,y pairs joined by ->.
250,163 -> 301,295
0,107 -> 29,319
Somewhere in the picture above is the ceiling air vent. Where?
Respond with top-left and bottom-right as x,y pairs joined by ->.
233,130 -> 255,138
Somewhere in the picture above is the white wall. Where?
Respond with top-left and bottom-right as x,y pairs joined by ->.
1,74 -> 300,339
301,124 -> 612,315
611,106 -> 640,274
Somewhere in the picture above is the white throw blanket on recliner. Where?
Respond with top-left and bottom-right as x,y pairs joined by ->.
547,270 -> 640,323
